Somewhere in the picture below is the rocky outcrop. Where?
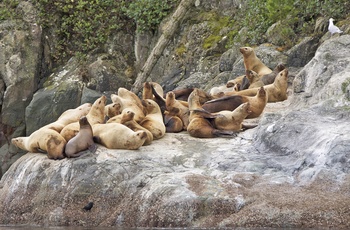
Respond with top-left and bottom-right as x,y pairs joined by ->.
0,35 -> 350,228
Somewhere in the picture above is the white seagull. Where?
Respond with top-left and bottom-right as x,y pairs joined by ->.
328,18 -> 343,35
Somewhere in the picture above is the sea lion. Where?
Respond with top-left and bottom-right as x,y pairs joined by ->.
165,91 -> 189,129
60,95 -> 107,141
211,102 -> 251,131
140,99 -> 166,140
240,47 -> 272,76
246,70 -> 264,88
142,82 -> 164,100
203,86 -> 268,119
104,103 -> 121,120
93,123 -> 147,150
42,103 -> 92,133
107,109 -> 153,145
11,128 -> 67,160
163,109 -> 184,133
111,88 -> 145,123
169,88 -> 194,101
226,75 -> 246,88
64,116 -> 96,158
223,69 -> 289,103
187,88 -> 237,138
260,63 -> 286,85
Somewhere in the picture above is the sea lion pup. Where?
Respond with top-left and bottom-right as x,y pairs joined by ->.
224,69 -> 289,103
203,86 -> 268,119
107,110 -> 153,145
11,128 -> 66,160
61,95 -> 107,142
140,99 -> 166,140
65,116 -> 96,158
260,63 -> 286,85
42,103 -> 92,133
187,88 -> 237,138
246,70 -> 264,88
93,123 -> 147,150
165,91 -> 189,129
240,46 -> 272,76
211,102 -> 252,131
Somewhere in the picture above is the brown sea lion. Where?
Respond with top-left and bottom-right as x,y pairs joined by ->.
165,91 -> 189,129
203,86 -> 268,119
140,99 -> 166,140
240,47 -> 272,76
260,63 -> 286,85
64,116 -> 96,158
169,88 -> 194,101
212,102 -> 251,131
163,109 -> 184,133
224,69 -> 289,103
187,88 -> 237,138
61,95 -> 107,141
93,123 -> 147,150
11,128 -> 67,160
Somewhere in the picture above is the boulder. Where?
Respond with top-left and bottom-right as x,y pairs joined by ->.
0,36 -> 350,228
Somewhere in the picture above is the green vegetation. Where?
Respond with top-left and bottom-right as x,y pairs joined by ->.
0,0 -> 179,64
123,0 -> 179,32
341,78 -> 350,94
0,0 -> 20,21
0,0 -> 349,63
234,0 -> 350,46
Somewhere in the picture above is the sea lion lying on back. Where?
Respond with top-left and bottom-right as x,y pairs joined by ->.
223,69 -> 289,103
187,88 -> 237,138
203,86 -> 268,119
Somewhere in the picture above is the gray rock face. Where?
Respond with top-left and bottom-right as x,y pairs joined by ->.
1,35 -> 350,228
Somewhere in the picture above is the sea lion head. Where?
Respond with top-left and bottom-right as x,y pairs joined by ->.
79,116 -> 90,127
257,87 -> 267,97
120,110 -> 135,123
276,63 -> 286,72
239,47 -> 253,57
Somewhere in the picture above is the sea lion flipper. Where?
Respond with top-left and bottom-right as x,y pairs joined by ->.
213,129 -> 238,137
88,143 -> 97,153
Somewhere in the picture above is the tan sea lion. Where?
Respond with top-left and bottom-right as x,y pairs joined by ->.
140,99 -> 166,140
212,102 -> 251,131
42,103 -> 92,133
260,63 -> 286,85
142,82 -> 164,100
246,70 -> 264,88
111,89 -> 145,123
165,91 -> 189,129
104,103 -> 121,120
64,116 -> 96,158
60,95 -> 107,141
224,69 -> 289,103
203,86 -> 268,119
187,88 -> 237,138
240,47 -> 272,76
11,128 -> 67,160
93,123 -> 147,150
107,110 -> 153,145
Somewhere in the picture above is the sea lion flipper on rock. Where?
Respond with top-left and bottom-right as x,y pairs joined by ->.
212,129 -> 238,137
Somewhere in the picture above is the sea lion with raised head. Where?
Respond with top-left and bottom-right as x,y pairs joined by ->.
240,46 -> 272,76
64,116 -> 96,158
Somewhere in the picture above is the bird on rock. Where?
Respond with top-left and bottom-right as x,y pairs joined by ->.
328,18 -> 343,35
